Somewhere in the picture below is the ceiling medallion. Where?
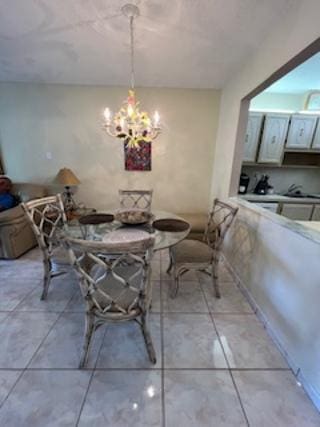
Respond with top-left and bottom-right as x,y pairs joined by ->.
103,3 -> 161,149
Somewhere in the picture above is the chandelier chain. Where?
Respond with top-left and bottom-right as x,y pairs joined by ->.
130,15 -> 135,89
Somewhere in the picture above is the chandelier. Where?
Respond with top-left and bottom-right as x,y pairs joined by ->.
103,4 -> 161,149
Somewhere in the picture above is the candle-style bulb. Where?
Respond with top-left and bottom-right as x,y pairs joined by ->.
153,110 -> 160,127
104,108 -> 111,122
127,104 -> 134,118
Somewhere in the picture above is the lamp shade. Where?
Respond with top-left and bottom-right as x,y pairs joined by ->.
54,168 -> 80,186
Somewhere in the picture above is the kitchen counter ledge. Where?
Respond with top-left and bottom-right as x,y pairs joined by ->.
241,194 -> 320,204
232,197 -> 320,246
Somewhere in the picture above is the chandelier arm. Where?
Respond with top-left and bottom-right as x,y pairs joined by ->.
103,125 -> 119,138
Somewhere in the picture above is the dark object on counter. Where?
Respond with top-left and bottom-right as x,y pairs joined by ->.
239,173 -> 250,194
254,174 -> 271,195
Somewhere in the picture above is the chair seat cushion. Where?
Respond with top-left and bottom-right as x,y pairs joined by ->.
51,246 -> 70,265
172,239 -> 213,263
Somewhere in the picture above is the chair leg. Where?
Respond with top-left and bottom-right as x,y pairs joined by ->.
41,257 -> 52,300
166,248 -> 173,274
169,263 -> 180,298
211,252 -> 221,299
79,312 -> 95,368
141,314 -> 157,364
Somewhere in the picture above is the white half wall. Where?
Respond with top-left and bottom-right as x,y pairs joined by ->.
224,198 -> 320,410
0,83 -> 220,213
210,0 -> 320,199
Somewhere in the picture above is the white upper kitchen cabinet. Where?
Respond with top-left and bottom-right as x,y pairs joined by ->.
243,113 -> 264,162
286,114 -> 317,149
257,113 -> 290,164
311,118 -> 320,149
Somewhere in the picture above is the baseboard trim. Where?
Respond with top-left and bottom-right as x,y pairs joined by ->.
222,253 -> 320,412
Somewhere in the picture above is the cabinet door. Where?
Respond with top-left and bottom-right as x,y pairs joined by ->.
286,114 -> 317,149
311,119 -> 320,149
243,113 -> 264,162
280,204 -> 313,220
257,114 -> 290,164
311,205 -> 320,220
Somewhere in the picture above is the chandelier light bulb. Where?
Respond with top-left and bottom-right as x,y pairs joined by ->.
103,108 -> 111,122
119,117 -> 125,129
153,111 -> 160,127
127,104 -> 134,118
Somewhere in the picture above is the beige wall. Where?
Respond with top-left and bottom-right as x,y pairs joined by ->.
210,1 -> 320,199
0,83 -> 220,213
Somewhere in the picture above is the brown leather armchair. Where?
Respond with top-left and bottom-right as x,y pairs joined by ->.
0,183 -> 48,259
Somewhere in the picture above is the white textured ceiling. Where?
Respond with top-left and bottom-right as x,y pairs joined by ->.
265,53 -> 320,94
0,0 -> 296,89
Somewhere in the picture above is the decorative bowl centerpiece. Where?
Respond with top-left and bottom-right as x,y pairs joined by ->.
115,208 -> 153,225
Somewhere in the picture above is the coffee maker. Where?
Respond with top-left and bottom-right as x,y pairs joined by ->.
239,173 -> 250,194
253,174 -> 271,195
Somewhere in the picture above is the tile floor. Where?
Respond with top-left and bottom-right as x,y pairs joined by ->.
0,247 -> 319,426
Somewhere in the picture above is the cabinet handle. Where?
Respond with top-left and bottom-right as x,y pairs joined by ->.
299,128 -> 304,137
271,136 -> 276,144
245,134 -> 249,143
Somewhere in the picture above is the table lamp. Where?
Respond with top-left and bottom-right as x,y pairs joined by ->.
54,167 -> 81,211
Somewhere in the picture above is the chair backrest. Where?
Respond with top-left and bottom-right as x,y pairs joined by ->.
119,190 -> 153,210
204,199 -> 238,249
63,232 -> 155,319
21,194 -> 67,253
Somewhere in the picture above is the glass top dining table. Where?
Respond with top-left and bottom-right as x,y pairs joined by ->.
62,210 -> 191,251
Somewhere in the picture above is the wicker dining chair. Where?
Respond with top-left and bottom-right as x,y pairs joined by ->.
167,199 -> 238,299
62,231 -> 156,368
119,190 -> 153,211
22,194 -> 70,300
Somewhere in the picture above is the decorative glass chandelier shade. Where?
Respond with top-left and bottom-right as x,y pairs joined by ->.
102,4 -> 161,148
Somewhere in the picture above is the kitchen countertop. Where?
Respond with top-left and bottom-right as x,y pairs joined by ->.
241,193 -> 320,203
233,197 -> 320,245
296,221 -> 320,233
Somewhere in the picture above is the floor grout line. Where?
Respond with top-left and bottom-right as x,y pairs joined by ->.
75,325 -> 108,427
160,249 -> 166,427
200,277 -> 251,427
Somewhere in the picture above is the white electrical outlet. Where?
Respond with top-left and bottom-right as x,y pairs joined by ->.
46,151 -> 52,160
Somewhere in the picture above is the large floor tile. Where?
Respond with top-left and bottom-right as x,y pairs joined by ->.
161,267 -> 199,282
0,311 -> 59,368
0,370 -> 21,406
0,277 -> 39,311
150,281 -> 161,313
197,265 -> 235,285
214,314 -> 288,368
150,260 -> 161,280
165,370 -> 247,427
15,273 -> 77,312
163,313 -> 227,368
202,280 -> 253,313
233,370 -> 320,427
29,312 -> 105,369
0,370 -> 91,427
0,263 -> 43,280
78,370 -> 162,427
162,280 -> 208,313
64,286 -> 85,312
96,314 -> 161,368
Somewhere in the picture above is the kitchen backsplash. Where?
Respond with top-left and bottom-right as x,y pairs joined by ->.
242,166 -> 320,194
